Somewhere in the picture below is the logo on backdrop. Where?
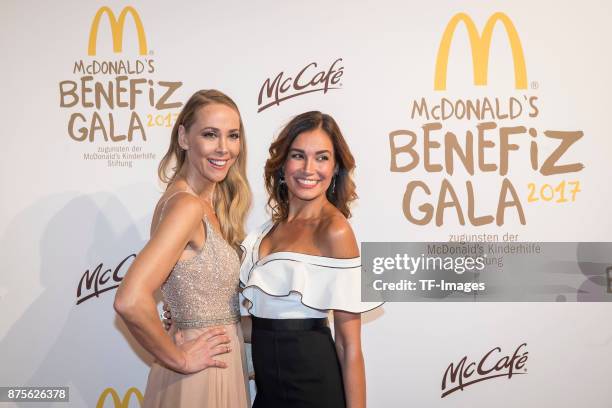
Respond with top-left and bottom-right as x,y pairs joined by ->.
88,6 -> 148,56
96,387 -> 143,408
388,12 -> 584,229
76,254 -> 135,305
434,13 -> 527,91
58,6 -> 184,168
257,58 -> 344,112
441,342 -> 528,398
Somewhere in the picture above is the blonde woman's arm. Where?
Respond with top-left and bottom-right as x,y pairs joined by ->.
114,194 -> 231,374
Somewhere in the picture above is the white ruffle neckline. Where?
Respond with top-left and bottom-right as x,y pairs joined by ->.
239,220 -> 383,314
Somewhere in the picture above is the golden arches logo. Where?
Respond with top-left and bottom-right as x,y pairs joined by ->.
434,12 -> 527,91
96,387 -> 143,408
88,6 -> 148,56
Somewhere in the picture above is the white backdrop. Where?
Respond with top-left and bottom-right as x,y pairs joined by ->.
1,0 -> 611,407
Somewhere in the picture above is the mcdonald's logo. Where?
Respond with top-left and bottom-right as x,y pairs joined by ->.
96,387 -> 143,408
88,6 -> 148,56
434,12 -> 527,91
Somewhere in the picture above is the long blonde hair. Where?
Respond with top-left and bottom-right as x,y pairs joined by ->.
158,89 -> 251,249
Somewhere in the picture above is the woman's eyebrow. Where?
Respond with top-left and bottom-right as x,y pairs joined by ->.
289,148 -> 332,154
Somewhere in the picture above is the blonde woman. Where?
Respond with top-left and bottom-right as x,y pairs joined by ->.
114,89 -> 251,407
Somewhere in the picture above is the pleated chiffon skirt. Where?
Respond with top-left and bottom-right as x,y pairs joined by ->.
143,322 -> 250,408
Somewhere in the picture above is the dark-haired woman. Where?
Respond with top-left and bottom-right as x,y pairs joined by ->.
240,111 -> 382,408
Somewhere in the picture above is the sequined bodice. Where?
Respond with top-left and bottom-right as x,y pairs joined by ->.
161,215 -> 241,329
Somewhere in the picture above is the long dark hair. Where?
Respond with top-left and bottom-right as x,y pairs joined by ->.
264,111 -> 357,221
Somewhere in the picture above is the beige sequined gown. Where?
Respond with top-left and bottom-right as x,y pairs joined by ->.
143,191 -> 250,408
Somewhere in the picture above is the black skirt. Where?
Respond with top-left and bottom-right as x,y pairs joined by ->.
251,316 -> 346,408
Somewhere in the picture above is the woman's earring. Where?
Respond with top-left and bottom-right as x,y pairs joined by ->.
278,172 -> 287,203
331,175 -> 336,194
279,169 -> 286,185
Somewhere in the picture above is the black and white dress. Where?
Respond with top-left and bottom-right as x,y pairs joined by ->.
240,220 -> 383,408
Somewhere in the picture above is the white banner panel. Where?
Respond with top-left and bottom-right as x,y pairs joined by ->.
1,0 -> 611,406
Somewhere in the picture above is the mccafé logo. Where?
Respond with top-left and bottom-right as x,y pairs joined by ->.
96,387 -> 143,408
441,343 -> 528,398
434,12 -> 527,90
76,254 -> 136,305
257,58 -> 344,112
88,6 -> 148,56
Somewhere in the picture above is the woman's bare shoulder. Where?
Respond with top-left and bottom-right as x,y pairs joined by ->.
154,191 -> 204,233
316,209 -> 359,258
